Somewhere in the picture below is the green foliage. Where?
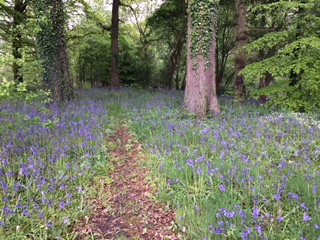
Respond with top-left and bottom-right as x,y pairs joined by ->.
242,0 -> 320,112
119,27 -> 156,87
215,0 -> 236,95
0,80 -> 50,103
0,0 -> 41,84
77,36 -> 111,87
146,0 -> 187,88
147,0 -> 185,34
243,36 -> 320,112
70,18 -> 156,88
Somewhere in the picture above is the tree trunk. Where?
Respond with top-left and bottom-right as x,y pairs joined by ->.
235,0 -> 247,99
167,17 -> 187,90
12,0 -> 27,83
110,0 -> 120,89
35,0 -> 74,104
183,0 -> 220,118
50,0 -> 74,103
259,72 -> 272,103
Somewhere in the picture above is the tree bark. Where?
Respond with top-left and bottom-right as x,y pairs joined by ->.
167,26 -> 186,90
35,0 -> 74,104
235,0 -> 247,98
12,0 -> 27,83
110,0 -> 120,89
166,6 -> 187,90
183,1 -> 220,118
259,72 -> 272,103
50,0 -> 74,103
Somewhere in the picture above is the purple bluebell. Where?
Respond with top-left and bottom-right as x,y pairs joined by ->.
303,213 -> 312,222
253,207 -> 260,219
63,217 -> 70,225
219,184 -> 226,192
277,216 -> 284,223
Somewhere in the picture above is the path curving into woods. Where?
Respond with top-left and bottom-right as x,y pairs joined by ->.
74,126 -> 181,239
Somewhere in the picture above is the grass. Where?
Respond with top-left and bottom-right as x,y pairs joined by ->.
121,90 -> 320,240
0,88 -> 319,239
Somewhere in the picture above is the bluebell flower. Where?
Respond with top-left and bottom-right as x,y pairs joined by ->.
253,207 -> 260,219
303,213 -> 311,222
59,200 -> 66,210
3,206 -> 15,215
288,192 -> 300,202
46,222 -> 53,228
313,185 -> 318,194
300,203 -> 308,211
242,227 -> 251,240
274,193 -> 281,202
39,211 -> 45,219
22,209 -> 31,217
277,216 -> 284,223
219,184 -> 226,192
63,217 -> 70,225
255,225 -> 264,237
211,227 -> 224,235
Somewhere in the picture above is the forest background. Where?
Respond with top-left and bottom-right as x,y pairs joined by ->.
0,0 -> 319,112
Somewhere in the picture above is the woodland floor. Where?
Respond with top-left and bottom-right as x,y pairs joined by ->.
73,126 -> 181,239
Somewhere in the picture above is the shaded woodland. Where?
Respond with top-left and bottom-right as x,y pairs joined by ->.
1,1 -> 320,239
0,0 -> 319,113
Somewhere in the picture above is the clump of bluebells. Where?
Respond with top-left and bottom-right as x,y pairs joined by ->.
0,92 -> 110,239
124,90 -> 320,239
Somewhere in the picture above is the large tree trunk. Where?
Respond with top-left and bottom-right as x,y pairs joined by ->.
183,0 -> 220,118
234,0 -> 247,98
12,0 -> 27,83
110,0 -> 120,89
35,0 -> 74,104
50,0 -> 74,103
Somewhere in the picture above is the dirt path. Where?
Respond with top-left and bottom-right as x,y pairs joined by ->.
74,127 -> 181,239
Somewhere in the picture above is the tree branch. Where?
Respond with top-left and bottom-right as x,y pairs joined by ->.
77,0 -> 111,32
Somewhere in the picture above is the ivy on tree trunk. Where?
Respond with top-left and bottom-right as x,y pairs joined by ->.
34,0 -> 74,104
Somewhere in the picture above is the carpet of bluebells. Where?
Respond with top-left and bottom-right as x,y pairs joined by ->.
0,92 -> 111,239
1,88 -> 320,239
123,90 -> 320,240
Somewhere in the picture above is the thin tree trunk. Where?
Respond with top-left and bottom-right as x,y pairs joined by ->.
183,0 -> 220,118
12,0 -> 27,83
181,71 -> 186,90
259,72 -> 272,103
110,0 -> 120,89
167,18 -> 187,90
235,0 -> 247,98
